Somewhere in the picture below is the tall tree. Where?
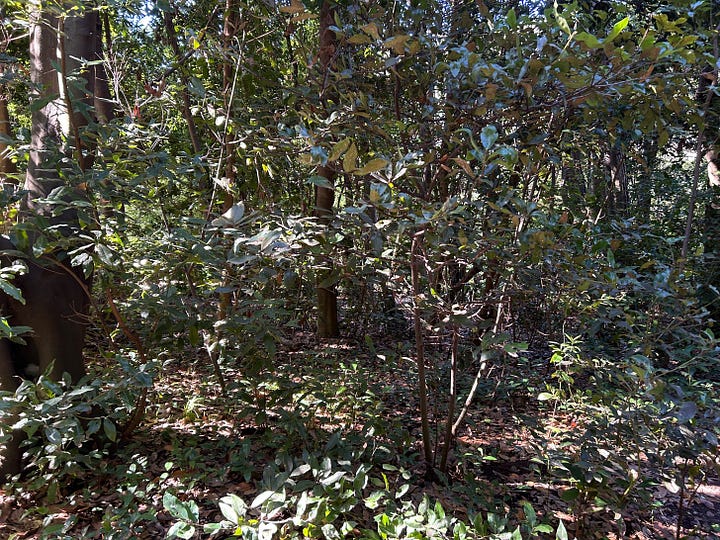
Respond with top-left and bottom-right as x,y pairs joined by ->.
1,0 -> 101,479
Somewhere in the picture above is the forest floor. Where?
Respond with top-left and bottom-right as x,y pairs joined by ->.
0,331 -> 718,539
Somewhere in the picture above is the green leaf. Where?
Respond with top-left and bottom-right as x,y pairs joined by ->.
575,31 -> 602,49
522,501 -> 536,526
480,125 -> 498,150
364,490 -> 386,509
250,489 -> 275,509
167,521 -> 195,539
537,392 -> 555,401
212,202 -> 245,227
554,1 -> 571,35
163,492 -> 182,515
219,494 -> 248,523
322,524 -> 342,539
507,8 -> 517,29
0,279 -> 24,304
676,401 -> 697,423
321,470 -> 346,486
103,418 -> 117,442
604,17 -> 629,43
556,519 -> 568,540
306,175 -> 334,189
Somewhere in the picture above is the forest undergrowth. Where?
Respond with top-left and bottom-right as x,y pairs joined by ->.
0,323 -> 718,540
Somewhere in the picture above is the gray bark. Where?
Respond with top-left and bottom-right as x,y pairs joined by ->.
25,1 -> 98,217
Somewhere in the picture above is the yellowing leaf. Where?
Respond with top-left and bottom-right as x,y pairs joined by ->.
343,143 -> 358,172
361,22 -> 380,41
520,81 -> 533,98
485,83 -> 498,101
292,12 -> 317,22
329,138 -> 351,162
556,14 -> 571,35
355,158 -> 388,175
383,35 -> 409,55
280,0 -> 305,14
348,33 -> 372,45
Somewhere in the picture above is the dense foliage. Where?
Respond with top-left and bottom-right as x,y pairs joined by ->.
0,0 -> 718,538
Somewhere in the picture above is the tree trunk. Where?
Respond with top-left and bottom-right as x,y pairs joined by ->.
315,1 -> 339,338
605,147 -> 628,217
25,2 -> 98,216
0,91 -> 16,183
637,137 -> 657,221
1,0 -> 98,481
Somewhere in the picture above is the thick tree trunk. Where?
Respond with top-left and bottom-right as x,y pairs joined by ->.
25,2 -> 98,216
1,0 -> 97,481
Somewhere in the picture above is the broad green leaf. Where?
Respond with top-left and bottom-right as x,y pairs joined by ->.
676,401 -> 697,423
575,31 -> 602,49
167,522 -> 195,540
522,501 -> 537,526
321,524 -> 341,540
604,17 -> 629,43
211,202 -> 245,227
321,470 -> 346,486
103,418 -> 117,442
554,1 -> 571,35
364,490 -> 386,509
250,490 -> 275,509
306,175 -> 334,189
556,519 -> 568,540
0,280 -> 23,303
507,8 -> 517,29
480,125 -> 498,150
219,494 -> 248,522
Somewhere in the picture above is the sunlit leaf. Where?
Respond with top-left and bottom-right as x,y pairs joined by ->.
480,125 -> 498,150
604,17 -> 629,43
